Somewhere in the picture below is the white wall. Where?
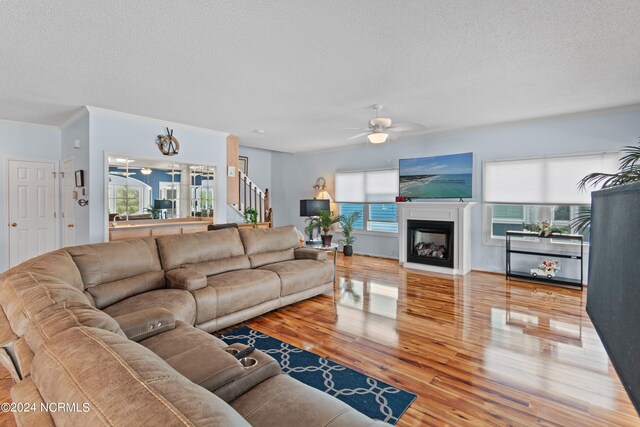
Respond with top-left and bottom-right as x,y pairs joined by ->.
87,108 -> 229,242
61,112 -> 91,244
239,146 -> 271,192
0,120 -> 61,271
272,107 -> 640,272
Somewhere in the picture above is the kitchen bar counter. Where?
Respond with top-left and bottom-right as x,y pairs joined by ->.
109,218 -> 213,241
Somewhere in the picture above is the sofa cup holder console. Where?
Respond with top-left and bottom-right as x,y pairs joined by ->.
239,357 -> 258,368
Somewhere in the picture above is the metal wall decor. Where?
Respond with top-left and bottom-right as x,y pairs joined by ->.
156,128 -> 180,156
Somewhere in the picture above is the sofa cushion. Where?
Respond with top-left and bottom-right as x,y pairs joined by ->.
0,272 -> 89,336
25,301 -> 125,353
165,268 -> 208,291
32,327 -> 251,426
206,270 -> 281,318
231,374 -> 389,426
0,249 -> 83,291
140,321 -> 245,392
67,238 -> 165,308
10,378 -> 54,427
157,229 -> 246,271
260,259 -> 334,296
184,255 -> 251,278
102,288 -> 196,325
238,226 -> 299,268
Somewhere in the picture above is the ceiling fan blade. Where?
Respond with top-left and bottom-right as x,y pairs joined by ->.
340,127 -> 367,130
347,132 -> 371,141
388,122 -> 426,132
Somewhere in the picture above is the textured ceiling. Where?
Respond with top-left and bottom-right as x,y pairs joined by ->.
1,1 -> 640,153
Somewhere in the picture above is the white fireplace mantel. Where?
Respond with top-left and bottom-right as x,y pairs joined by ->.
397,202 -> 476,275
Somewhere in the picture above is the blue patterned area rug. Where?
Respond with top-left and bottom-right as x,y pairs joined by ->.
220,326 -> 416,424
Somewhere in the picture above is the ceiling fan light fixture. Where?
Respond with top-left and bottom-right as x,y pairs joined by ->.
367,132 -> 389,144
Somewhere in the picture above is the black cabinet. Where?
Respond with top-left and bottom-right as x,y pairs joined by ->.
505,231 -> 583,289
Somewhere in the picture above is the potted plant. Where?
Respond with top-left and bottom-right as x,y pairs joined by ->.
316,210 -> 343,246
339,211 -> 362,256
144,205 -> 161,219
243,208 -> 258,226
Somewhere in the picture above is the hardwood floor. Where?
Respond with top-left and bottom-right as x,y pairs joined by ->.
0,254 -> 638,426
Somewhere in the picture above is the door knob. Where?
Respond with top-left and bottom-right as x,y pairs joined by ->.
10,223 -> 16,227
67,224 -> 74,228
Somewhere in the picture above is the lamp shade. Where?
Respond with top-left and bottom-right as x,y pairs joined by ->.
300,199 -> 329,217
367,132 -> 388,144
154,199 -> 174,209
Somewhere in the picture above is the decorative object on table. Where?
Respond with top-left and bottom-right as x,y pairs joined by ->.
299,199 -> 330,242
309,210 -> 344,247
339,210 -> 362,256
243,208 -> 258,226
531,259 -> 561,278
74,170 -> 84,187
238,156 -> 248,175
523,220 -> 569,236
573,139 -> 640,235
220,326 -> 416,425
395,196 -> 412,202
155,127 -> 180,156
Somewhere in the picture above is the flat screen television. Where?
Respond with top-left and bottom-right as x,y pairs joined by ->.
399,152 -> 473,199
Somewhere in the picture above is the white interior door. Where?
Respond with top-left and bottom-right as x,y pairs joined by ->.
8,159 -> 57,267
62,158 -> 75,247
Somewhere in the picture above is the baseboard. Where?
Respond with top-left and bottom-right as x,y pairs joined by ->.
351,251 -> 399,261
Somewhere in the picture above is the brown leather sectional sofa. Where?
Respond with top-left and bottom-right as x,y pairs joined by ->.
0,226 -> 388,426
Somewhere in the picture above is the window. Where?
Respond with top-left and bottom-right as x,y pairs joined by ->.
490,204 -> 591,239
335,169 -> 399,234
107,175 -> 151,215
368,204 -> 398,233
484,152 -> 616,244
339,203 -> 397,233
484,152 -> 618,205
339,204 -> 364,229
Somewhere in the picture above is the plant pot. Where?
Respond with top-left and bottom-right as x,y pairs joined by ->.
321,235 -> 333,246
343,244 -> 353,256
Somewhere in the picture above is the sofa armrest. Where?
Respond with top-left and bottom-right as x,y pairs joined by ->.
165,268 -> 207,291
294,247 -> 327,261
114,308 -> 176,342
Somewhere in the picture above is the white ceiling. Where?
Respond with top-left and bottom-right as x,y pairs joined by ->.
1,1 -> 640,153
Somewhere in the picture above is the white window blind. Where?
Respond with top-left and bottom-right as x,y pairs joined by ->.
483,152 -> 618,204
335,172 -> 365,202
335,169 -> 398,203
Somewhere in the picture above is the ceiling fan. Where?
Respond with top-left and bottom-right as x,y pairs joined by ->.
346,105 -> 426,144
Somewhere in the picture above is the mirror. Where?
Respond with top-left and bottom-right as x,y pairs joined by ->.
107,155 -> 216,223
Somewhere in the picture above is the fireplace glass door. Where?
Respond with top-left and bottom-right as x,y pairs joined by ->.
407,220 -> 454,268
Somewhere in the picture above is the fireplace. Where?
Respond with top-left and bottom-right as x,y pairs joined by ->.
406,220 -> 454,268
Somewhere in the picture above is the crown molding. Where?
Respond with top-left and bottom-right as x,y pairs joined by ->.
84,106 -> 231,138
0,118 -> 60,132
59,107 -> 90,130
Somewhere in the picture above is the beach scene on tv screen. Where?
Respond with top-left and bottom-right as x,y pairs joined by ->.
399,152 -> 473,198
